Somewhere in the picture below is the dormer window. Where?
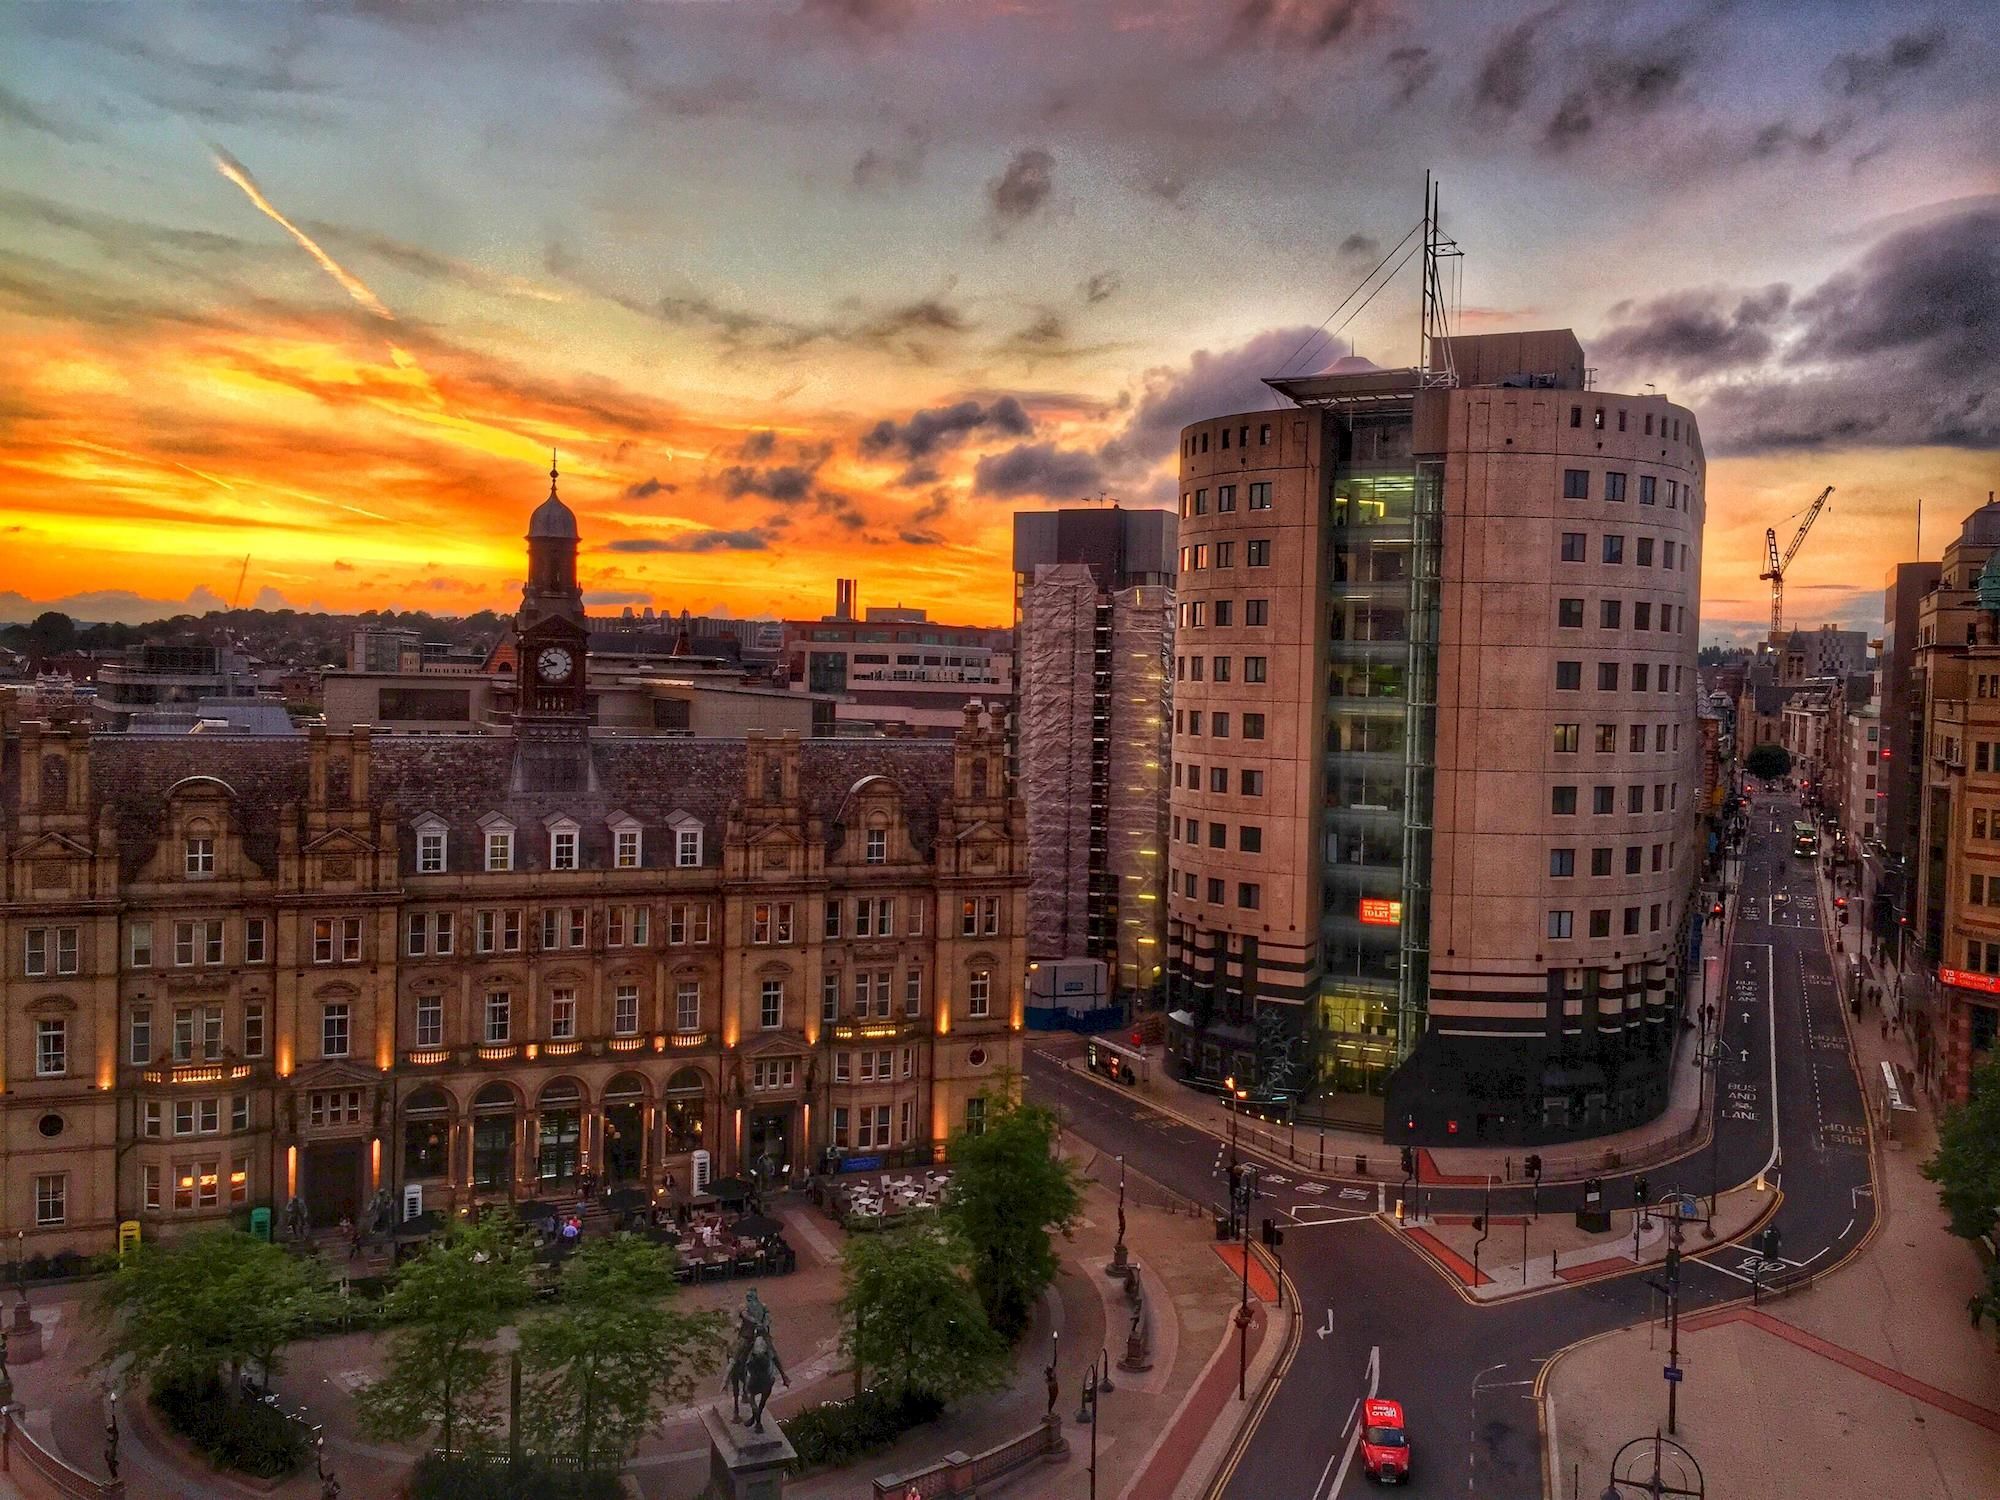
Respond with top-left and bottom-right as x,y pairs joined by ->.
414,815 -> 449,875
669,812 -> 703,869
480,816 -> 515,873
548,817 -> 580,871
185,835 -> 215,878
865,828 -> 887,865
607,814 -> 643,870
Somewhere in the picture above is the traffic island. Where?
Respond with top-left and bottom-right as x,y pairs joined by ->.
1392,1183 -> 1776,1301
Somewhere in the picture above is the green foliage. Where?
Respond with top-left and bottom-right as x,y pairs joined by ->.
1924,1054 -> 2000,1243
1745,742 -> 1793,781
516,1233 -> 726,1471
780,1386 -> 944,1472
839,1224 -> 1008,1405
946,1094 -> 1081,1339
152,1372 -> 310,1479
355,1221 -> 536,1454
407,1453 -> 624,1500
98,1231 -> 336,1395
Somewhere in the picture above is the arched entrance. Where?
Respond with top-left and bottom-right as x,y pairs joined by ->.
536,1079 -> 584,1189
402,1086 -> 452,1182
661,1067 -> 708,1155
602,1073 -> 647,1185
472,1082 -> 517,1191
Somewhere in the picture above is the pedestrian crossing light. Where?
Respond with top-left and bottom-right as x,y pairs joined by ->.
1634,1175 -> 1649,1206
1400,1146 -> 1416,1176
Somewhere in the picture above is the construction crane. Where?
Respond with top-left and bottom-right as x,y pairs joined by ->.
229,555 -> 251,610
1759,486 -> 1833,638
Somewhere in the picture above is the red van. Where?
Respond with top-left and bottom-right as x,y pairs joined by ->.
1360,1398 -> 1410,1483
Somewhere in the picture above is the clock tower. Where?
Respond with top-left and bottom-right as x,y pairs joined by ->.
514,460 -> 591,783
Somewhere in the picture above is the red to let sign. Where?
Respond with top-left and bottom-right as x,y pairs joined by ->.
1938,966 -> 2000,994
1359,898 -> 1404,926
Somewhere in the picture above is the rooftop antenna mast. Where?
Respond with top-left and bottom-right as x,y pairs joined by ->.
1418,171 -> 1461,389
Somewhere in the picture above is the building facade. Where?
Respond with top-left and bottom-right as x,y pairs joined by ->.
1012,506 -> 1175,1015
782,584 -> 1012,737
1166,329 -> 1706,1143
0,484 -> 1025,1255
1907,501 -> 2000,1105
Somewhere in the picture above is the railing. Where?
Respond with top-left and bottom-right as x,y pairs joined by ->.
1213,1106 -> 1706,1184
0,1405 -> 124,1499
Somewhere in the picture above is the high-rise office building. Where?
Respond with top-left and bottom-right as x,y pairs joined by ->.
1905,496 -> 2000,1103
1012,506 -> 1175,1014
1166,329 -> 1706,1144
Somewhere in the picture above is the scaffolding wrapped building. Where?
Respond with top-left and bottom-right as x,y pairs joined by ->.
1013,508 -> 1176,1020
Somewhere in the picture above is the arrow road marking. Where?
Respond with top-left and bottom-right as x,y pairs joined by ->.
1296,1181 -> 1329,1195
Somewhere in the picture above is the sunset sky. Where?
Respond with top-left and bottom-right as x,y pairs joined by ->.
0,1 -> 1993,638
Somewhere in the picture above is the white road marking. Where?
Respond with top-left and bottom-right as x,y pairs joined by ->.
1839,1218 -> 1853,1239
1314,1346 -> 1382,1500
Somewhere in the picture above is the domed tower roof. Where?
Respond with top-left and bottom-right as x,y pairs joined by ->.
527,456 -> 578,540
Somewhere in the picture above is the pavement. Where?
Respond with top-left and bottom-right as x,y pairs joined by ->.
2,1163 -> 1272,1500
1031,785 -> 1882,1500
1543,1040 -> 2000,1500
1045,1018 -> 1715,1191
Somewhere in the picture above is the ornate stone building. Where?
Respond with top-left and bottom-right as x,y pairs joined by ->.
0,480 -> 1026,1253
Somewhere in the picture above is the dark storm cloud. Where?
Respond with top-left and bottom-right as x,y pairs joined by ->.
1473,5 -> 1560,116
1083,271 -> 1122,305
1228,0 -> 1391,51
1102,324 -> 1312,468
1542,41 -> 1694,152
989,148 -> 1055,225
860,397 -> 1033,460
1826,29 -> 1947,101
972,442 -> 1105,500
1387,46 -> 1438,104
1596,286 -> 1792,377
738,431 -> 777,460
852,127 -> 927,190
622,477 -> 676,499
1602,207 -> 2000,453
607,529 -> 772,554
0,83 -> 96,144
722,463 -> 818,502
801,0 -> 914,33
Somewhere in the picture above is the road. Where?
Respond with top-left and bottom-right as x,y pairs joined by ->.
1028,789 -> 1876,1498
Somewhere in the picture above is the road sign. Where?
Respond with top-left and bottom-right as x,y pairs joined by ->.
1664,1366 -> 1683,1383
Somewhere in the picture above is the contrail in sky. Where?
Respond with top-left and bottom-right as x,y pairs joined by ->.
212,146 -> 395,320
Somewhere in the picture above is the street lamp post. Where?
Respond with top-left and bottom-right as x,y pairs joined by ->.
1233,1165 -> 1257,1401
1107,1154 -> 1129,1279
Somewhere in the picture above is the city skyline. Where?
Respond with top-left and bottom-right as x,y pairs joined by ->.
1,1 -> 1994,635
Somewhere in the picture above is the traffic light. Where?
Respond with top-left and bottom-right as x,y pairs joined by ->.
1525,1153 -> 1543,1181
1261,1217 -> 1284,1248
1634,1175 -> 1649,1206
1760,1224 -> 1783,1260
1400,1146 -> 1416,1176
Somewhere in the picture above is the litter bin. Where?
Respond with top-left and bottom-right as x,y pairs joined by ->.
1214,1214 -> 1231,1242
249,1206 -> 272,1242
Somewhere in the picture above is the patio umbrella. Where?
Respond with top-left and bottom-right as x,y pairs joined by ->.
706,1176 -> 751,1203
394,1210 -> 443,1240
729,1212 -> 784,1240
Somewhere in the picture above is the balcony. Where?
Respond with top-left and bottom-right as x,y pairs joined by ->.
141,1062 -> 253,1086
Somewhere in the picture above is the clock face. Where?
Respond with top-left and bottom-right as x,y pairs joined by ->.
537,646 -> 574,683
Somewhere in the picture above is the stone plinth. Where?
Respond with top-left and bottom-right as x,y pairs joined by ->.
703,1403 -> 795,1500
6,1302 -> 42,1364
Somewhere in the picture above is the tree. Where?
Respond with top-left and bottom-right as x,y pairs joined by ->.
517,1234 -> 726,1472
841,1222 -> 1009,1405
355,1220 -> 535,1455
1745,743 -> 1793,781
24,610 -> 76,664
98,1230 -> 335,1395
946,1095 -> 1082,1339
1925,1056 -> 2000,1337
